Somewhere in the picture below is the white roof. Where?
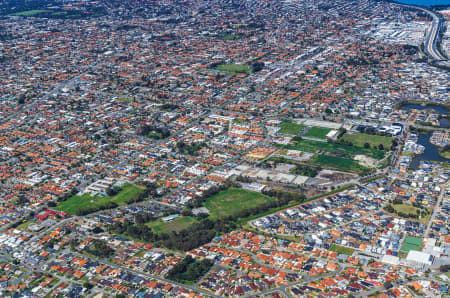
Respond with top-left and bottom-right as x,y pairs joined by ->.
407,250 -> 433,265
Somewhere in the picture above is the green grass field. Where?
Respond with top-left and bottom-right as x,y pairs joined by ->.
329,244 -> 354,255
339,133 -> 392,150
219,34 -> 242,40
283,138 -> 385,160
440,150 -> 450,159
391,204 -> 431,224
205,188 -> 276,220
314,154 -> 368,173
401,236 -> 423,252
215,63 -> 252,74
15,220 -> 34,231
303,127 -> 332,139
279,121 -> 306,135
146,216 -> 198,234
117,97 -> 133,102
11,10 -> 51,16
55,184 -> 145,215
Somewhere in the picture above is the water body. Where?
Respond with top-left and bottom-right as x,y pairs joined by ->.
409,134 -> 448,169
402,104 -> 450,128
394,0 -> 450,6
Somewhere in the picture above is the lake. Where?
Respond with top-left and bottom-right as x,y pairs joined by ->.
409,134 -> 448,169
394,0 -> 450,6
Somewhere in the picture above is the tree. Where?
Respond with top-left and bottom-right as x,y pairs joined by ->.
251,62 -> 264,72
83,282 -> 93,290
182,208 -> 192,217
92,227 -> 104,234
69,239 -> 79,250
364,143 -> 370,149
106,186 -> 120,197
378,144 -> 384,150
17,95 -> 25,104
85,239 -> 114,258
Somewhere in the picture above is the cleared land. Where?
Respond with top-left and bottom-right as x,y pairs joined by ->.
314,154 -> 368,173
303,127 -> 332,139
55,184 -> 145,214
117,97 -> 133,102
146,216 -> 198,234
391,203 -> 431,224
205,188 -> 276,220
279,121 -> 306,135
340,133 -> 392,149
215,63 -> 251,74
329,244 -> 355,255
15,220 -> 34,231
401,236 -> 423,252
11,10 -> 51,16
219,34 -> 242,40
283,138 -> 385,160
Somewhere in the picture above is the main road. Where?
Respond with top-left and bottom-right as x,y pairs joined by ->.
421,8 -> 447,61
402,4 -> 449,66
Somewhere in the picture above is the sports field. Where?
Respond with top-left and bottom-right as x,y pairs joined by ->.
401,236 -> 422,252
303,127 -> 332,139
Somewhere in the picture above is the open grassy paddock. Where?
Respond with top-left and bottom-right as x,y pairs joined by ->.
391,203 -> 431,224
10,10 -> 51,16
15,220 -> 35,231
329,244 -> 355,255
283,138 -> 385,160
215,63 -> 252,74
146,216 -> 199,235
279,121 -> 306,135
314,154 -> 368,173
55,184 -> 145,215
219,34 -> 242,40
340,132 -> 392,149
205,188 -> 276,220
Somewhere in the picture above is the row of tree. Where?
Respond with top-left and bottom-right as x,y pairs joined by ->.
76,201 -> 118,216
